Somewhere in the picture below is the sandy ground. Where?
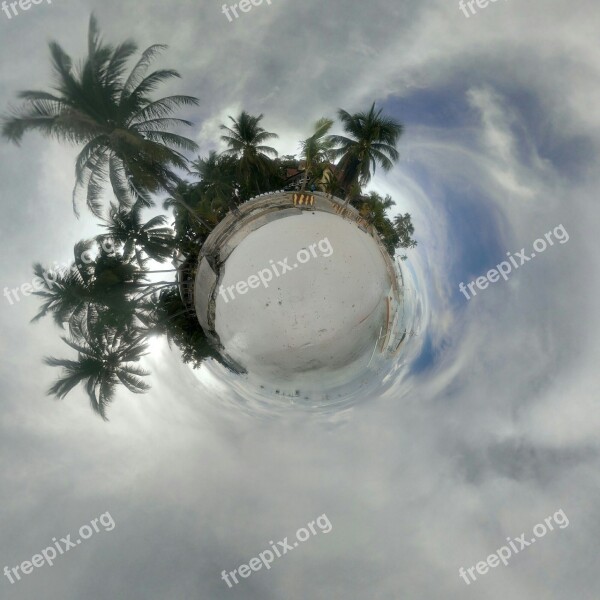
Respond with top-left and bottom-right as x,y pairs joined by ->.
214,211 -> 392,386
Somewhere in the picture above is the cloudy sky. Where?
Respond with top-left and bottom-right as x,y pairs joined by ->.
1,0 -> 599,598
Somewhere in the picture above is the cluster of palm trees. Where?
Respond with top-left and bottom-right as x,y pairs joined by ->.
2,15 -> 416,419
187,106 -> 416,254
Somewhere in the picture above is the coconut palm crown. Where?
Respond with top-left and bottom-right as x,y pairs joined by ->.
44,323 -> 150,420
1,14 -> 200,217
328,102 -> 403,199
101,203 -> 175,266
220,111 -> 278,192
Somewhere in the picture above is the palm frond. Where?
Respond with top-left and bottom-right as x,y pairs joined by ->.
121,44 -> 168,101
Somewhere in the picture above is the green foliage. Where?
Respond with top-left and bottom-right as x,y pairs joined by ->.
328,102 -> 403,199
350,192 -> 416,257
149,287 -> 227,369
191,151 -> 237,213
299,117 -> 335,190
44,320 -> 150,420
220,111 -> 278,195
1,14 -> 199,217
393,212 -> 418,259
101,203 -> 175,266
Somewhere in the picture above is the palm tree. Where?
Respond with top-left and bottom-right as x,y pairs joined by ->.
328,103 -> 403,204
220,111 -> 278,194
32,261 -> 95,329
101,203 -> 175,266
355,190 -> 395,214
45,325 -> 150,420
190,151 -> 236,215
394,212 -> 418,257
2,14 -> 199,216
163,181 -> 217,239
32,242 -> 176,333
299,117 -> 334,190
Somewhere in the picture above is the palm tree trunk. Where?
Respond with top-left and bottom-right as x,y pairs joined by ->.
301,164 -> 310,191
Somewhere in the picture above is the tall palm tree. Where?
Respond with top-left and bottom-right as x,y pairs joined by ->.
101,203 -> 175,266
328,103 -> 403,204
299,117 -> 334,190
45,325 -> 150,420
2,14 -> 199,216
220,111 -> 278,194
